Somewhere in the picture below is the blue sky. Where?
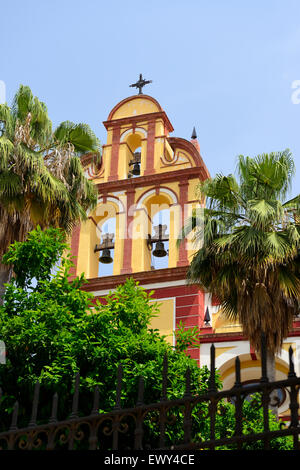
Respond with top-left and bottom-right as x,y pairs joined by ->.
1,0 -> 300,198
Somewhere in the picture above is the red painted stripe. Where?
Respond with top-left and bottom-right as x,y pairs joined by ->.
176,295 -> 199,307
176,317 -> 200,328
176,315 -> 201,326
120,189 -> 135,274
68,224 -> 81,280
177,180 -> 189,267
200,334 -> 246,343
144,120 -> 156,175
176,311 -> 202,320
176,305 -> 201,316
200,326 -> 213,334
250,345 -> 257,360
186,349 -> 200,360
146,285 -> 201,298
176,292 -> 199,298
108,126 -> 121,181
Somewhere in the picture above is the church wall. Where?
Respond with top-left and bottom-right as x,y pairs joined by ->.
75,94 -> 211,359
71,92 -> 300,423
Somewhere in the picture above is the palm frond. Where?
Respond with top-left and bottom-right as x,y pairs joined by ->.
54,121 -> 100,155
187,150 -> 300,354
0,85 -> 100,253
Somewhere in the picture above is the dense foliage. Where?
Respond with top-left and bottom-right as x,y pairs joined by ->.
0,228 -> 293,449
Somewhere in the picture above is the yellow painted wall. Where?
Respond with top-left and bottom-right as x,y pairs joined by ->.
149,298 -> 175,345
77,95 -> 205,280
110,97 -> 160,120
76,179 -> 203,278
83,97 -> 199,184
212,309 -> 243,333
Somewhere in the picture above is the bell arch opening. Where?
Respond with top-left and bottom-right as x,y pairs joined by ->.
79,199 -> 124,279
132,190 -> 179,272
150,209 -> 170,270
120,132 -> 144,179
96,217 -> 116,277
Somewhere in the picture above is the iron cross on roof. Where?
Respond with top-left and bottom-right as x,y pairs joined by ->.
129,74 -> 153,95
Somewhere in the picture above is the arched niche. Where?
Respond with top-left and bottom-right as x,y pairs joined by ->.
97,216 -> 116,277
132,189 -> 180,272
151,208 -> 170,270
119,129 -> 146,179
77,198 -> 124,279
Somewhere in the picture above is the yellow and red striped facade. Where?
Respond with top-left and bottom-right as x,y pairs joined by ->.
70,94 -> 300,419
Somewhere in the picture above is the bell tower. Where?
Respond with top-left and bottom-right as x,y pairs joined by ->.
70,85 -> 211,362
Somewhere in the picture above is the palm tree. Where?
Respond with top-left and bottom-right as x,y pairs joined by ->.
184,150 -> 300,388
0,85 -> 100,301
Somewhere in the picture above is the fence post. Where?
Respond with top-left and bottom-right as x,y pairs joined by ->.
288,346 -> 299,450
134,377 -> 145,450
159,354 -> 168,448
234,356 -> 243,450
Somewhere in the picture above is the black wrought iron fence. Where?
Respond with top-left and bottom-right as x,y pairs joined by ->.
0,335 -> 299,451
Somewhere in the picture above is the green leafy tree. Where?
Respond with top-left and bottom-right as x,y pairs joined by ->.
0,85 -> 100,302
0,228 -> 213,434
0,228 -> 293,449
212,394 -> 293,450
182,151 -> 300,391
174,320 -> 201,353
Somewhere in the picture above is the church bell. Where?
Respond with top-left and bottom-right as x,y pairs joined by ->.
131,161 -> 140,176
152,240 -> 167,258
95,233 -> 115,264
129,151 -> 141,177
99,248 -> 113,264
148,224 -> 169,258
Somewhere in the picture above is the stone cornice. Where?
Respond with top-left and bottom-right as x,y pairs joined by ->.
168,136 -> 210,179
95,166 -> 206,193
82,266 -> 189,293
103,111 -> 174,133
199,327 -> 300,343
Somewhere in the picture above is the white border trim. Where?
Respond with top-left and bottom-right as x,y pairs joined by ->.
136,188 -> 178,210
97,196 -> 125,213
120,127 -> 147,141
91,279 -> 187,298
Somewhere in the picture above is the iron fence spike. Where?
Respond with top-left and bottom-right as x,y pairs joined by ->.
114,364 -> 123,410
234,356 -> 241,387
161,353 -> 168,401
184,367 -> 192,398
136,376 -> 144,406
91,386 -> 100,415
209,343 -> 216,392
49,392 -> 58,424
288,346 -> 296,378
28,381 -> 40,427
260,332 -> 268,383
69,373 -> 80,419
9,401 -> 19,431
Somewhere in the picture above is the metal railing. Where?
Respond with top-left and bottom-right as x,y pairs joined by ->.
0,335 -> 299,450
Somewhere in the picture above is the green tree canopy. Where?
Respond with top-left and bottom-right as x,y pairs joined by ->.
0,228 -> 292,449
0,228 -> 210,427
